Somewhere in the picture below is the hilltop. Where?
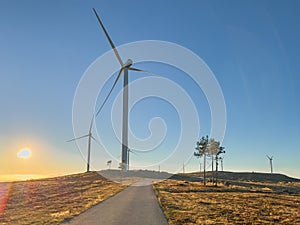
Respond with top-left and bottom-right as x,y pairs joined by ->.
186,171 -> 300,183
98,169 -> 300,183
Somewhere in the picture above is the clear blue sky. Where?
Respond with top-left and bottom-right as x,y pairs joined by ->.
0,0 -> 299,178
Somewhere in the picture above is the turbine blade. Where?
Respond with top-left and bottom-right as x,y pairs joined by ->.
67,134 -> 89,142
96,68 -> 124,117
128,149 -> 139,156
91,136 -> 102,147
128,67 -> 161,76
131,151 -> 139,156
88,115 -> 95,134
92,8 -> 123,66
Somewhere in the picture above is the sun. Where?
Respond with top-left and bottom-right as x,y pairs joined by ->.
17,148 -> 32,159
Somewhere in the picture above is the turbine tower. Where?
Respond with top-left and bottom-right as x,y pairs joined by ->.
92,8 -> 158,171
266,155 -> 273,173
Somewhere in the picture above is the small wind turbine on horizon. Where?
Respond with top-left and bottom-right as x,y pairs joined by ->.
92,8 -> 159,171
266,155 -> 274,173
67,118 -> 100,172
219,157 -> 224,172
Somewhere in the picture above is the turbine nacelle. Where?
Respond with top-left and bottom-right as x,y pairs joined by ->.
123,59 -> 133,68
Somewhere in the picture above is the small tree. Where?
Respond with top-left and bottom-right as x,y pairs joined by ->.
194,135 -> 209,186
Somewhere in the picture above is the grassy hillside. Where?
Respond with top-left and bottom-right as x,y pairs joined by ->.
1,170 -> 299,224
0,172 -> 126,225
154,173 -> 300,224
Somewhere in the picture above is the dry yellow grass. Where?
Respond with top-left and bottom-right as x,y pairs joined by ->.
154,179 -> 300,225
0,172 -> 126,224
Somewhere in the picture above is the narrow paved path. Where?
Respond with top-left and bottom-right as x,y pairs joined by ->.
64,180 -> 168,225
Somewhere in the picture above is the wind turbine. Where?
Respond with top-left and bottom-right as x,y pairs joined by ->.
219,157 -> 224,172
92,8 -> 158,171
67,118 -> 99,172
266,155 -> 273,173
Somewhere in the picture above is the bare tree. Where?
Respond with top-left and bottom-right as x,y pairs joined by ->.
208,139 -> 220,183
194,135 -> 209,186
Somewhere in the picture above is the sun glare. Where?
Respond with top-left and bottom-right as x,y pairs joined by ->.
17,148 -> 32,159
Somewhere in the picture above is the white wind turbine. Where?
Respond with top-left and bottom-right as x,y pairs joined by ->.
92,8 -> 159,171
266,155 -> 274,173
67,118 -> 99,172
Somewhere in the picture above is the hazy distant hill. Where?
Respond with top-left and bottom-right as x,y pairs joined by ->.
187,171 -> 300,183
98,169 -> 173,181
100,170 -> 300,183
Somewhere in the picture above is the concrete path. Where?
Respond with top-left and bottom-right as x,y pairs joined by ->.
63,180 -> 168,225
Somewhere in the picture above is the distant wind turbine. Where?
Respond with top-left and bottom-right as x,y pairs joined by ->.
219,157 -> 224,172
266,155 -> 274,173
67,118 -> 99,172
92,8 -> 159,171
